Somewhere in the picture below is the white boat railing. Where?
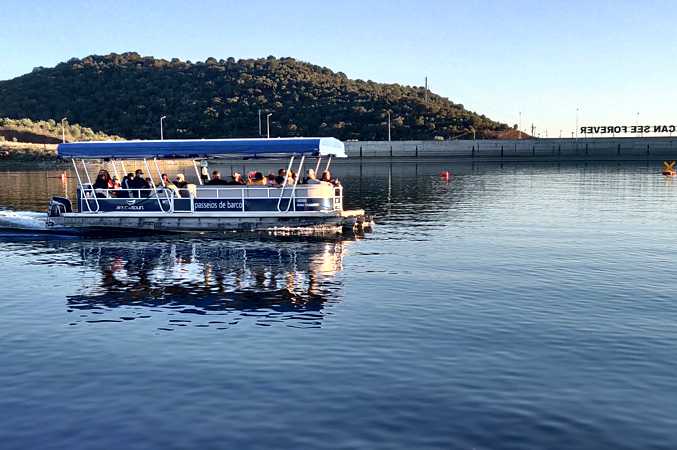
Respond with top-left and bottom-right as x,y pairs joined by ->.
71,154 -> 340,214
72,159 -> 100,212
78,184 -> 343,214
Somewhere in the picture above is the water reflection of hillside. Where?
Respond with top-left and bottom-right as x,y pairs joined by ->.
64,238 -> 352,329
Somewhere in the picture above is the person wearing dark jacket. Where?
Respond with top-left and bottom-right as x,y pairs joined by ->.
93,169 -> 113,198
128,169 -> 151,196
118,172 -> 134,198
275,168 -> 287,185
227,171 -> 246,185
206,171 -> 229,185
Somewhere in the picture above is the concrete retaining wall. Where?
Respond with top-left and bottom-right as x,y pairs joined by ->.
344,137 -> 677,160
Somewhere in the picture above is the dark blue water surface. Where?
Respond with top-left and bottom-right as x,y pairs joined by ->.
2,161 -> 677,449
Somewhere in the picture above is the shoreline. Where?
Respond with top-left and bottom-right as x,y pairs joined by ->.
2,137 -> 674,171
0,156 -> 666,172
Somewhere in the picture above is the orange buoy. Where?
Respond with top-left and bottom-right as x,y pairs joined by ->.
662,161 -> 676,176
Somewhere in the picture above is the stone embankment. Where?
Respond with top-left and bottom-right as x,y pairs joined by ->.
344,137 -> 677,161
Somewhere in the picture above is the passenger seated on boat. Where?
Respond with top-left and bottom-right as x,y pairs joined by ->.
93,169 -> 113,197
118,173 -> 133,198
247,171 -> 266,186
200,166 -> 210,183
161,173 -> 181,198
174,174 -> 188,189
109,176 -> 124,198
266,173 -> 277,186
227,171 -> 246,185
173,174 -> 190,198
206,170 -> 229,185
275,168 -> 287,185
321,170 -> 341,187
128,169 -> 151,197
304,169 -> 322,185
277,169 -> 297,186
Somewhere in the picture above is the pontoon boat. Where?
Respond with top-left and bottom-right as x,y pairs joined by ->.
46,138 -> 372,234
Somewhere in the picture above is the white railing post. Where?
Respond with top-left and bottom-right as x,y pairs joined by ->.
143,158 -> 171,213
111,160 -> 120,179
276,156 -> 295,212
289,155 -> 305,212
193,160 -> 203,185
72,158 -> 91,212
80,159 -> 100,212
153,158 -> 165,186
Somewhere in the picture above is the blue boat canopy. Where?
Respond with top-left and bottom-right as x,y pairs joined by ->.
57,137 -> 347,159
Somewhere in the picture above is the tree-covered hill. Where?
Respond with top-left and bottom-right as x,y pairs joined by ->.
0,117 -> 122,144
0,52 -> 516,140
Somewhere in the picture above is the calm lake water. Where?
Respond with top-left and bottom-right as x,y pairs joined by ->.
1,161 -> 677,449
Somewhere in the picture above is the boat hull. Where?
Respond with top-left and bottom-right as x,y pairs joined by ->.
56,210 -> 371,233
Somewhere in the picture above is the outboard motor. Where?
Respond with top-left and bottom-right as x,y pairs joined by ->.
48,196 -> 73,218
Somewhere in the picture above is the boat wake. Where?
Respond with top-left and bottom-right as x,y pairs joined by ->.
0,210 -> 50,234
0,210 -> 48,229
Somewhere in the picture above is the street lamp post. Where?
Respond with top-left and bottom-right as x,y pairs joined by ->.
387,111 -> 391,142
160,115 -> 167,140
575,107 -> 579,139
637,112 -> 640,137
518,111 -> 522,139
266,113 -> 272,139
61,117 -> 67,143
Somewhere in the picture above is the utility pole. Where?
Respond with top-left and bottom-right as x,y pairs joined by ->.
424,77 -> 428,104
387,111 -> 391,142
61,117 -> 67,143
160,115 -> 167,140
258,109 -> 262,136
266,113 -> 272,139
531,123 -> 535,136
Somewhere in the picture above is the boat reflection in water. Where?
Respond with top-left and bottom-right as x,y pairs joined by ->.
67,237 -> 353,329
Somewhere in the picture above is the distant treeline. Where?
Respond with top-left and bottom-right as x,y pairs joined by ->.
0,52 -> 518,140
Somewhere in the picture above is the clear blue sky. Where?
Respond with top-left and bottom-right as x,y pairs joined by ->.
2,0 -> 676,137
